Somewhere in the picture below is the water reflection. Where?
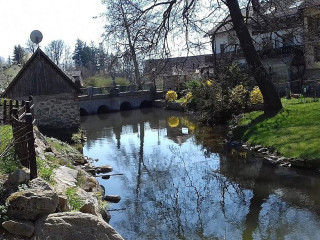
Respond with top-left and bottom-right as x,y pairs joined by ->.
81,109 -> 320,240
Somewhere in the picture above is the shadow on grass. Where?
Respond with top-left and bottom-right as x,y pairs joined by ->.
233,113 -> 268,141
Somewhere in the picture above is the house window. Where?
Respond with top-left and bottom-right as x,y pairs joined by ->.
314,46 -> 320,62
220,44 -> 226,54
262,37 -> 272,50
228,34 -> 237,45
282,34 -> 294,47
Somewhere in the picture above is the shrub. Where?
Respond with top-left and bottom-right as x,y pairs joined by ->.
250,86 -> 264,104
181,92 -> 193,107
186,79 -> 201,88
165,90 -> 178,102
230,84 -> 250,110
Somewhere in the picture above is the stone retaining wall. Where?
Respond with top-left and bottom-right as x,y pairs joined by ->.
33,93 -> 80,129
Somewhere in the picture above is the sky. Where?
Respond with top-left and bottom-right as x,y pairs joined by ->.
0,0 -> 106,60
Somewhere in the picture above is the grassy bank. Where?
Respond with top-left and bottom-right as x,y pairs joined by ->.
235,98 -> 320,161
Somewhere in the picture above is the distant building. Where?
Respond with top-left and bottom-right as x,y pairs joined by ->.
66,70 -> 84,88
207,0 -> 320,93
2,48 -> 82,135
144,55 -> 215,91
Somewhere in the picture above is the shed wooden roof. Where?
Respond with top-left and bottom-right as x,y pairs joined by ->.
2,48 -> 81,98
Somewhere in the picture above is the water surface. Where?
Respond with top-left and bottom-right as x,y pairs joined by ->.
81,109 -> 320,240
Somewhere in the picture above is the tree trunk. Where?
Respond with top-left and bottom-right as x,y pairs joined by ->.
225,0 -> 283,116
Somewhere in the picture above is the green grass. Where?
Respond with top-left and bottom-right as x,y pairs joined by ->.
36,157 -> 56,184
0,125 -> 19,174
0,125 -> 12,153
83,75 -> 130,87
65,187 -> 84,211
237,98 -> 320,161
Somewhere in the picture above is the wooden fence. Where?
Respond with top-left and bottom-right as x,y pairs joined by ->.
0,96 -> 37,179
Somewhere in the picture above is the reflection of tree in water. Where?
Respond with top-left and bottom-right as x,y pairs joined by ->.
82,110 -> 320,239
113,139 -> 250,239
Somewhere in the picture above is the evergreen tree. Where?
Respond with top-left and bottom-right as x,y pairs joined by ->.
13,45 -> 25,64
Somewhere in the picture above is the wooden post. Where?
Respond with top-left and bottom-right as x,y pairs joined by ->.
15,100 -> 19,109
9,100 -> 13,120
3,99 -> 6,123
26,113 -> 37,180
25,101 -> 30,113
11,108 -> 18,119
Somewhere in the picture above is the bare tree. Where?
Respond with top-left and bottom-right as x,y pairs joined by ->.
45,40 -> 65,66
62,45 -> 73,70
102,0 -> 157,89
26,39 -> 37,53
120,0 -> 285,115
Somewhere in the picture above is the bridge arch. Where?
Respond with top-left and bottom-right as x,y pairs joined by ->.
120,101 -> 132,111
80,108 -> 89,116
97,105 -> 109,114
139,100 -> 153,108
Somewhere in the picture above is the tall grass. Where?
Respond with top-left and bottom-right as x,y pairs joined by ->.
0,125 -> 19,174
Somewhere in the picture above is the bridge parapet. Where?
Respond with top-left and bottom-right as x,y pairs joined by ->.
80,84 -> 153,98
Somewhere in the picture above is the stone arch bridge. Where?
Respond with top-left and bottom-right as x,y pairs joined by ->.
78,86 -> 162,115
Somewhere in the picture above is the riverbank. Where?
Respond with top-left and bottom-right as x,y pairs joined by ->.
231,98 -> 320,168
0,127 -> 124,239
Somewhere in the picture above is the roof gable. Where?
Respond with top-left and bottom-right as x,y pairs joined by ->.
2,48 -> 81,98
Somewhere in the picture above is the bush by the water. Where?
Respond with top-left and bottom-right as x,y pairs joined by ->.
250,86 -> 264,104
182,65 -> 253,124
166,90 -> 178,102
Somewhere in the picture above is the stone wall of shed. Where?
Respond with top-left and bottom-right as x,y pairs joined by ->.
33,93 -> 80,129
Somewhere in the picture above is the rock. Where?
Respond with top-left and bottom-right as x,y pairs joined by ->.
95,165 -> 113,174
2,220 -> 35,238
99,185 -> 105,197
57,195 -> 70,212
5,169 -> 30,186
101,208 -> 111,223
85,168 -> 96,175
77,188 -> 100,216
6,189 -> 59,220
257,148 -> 268,153
53,166 -> 78,194
45,146 -> 52,152
29,178 -> 53,191
264,157 -> 274,162
104,195 -> 121,203
253,145 -> 263,151
77,169 -> 99,192
32,212 -> 124,240
79,202 -> 97,215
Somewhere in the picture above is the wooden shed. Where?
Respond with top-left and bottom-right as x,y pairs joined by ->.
2,48 -> 82,135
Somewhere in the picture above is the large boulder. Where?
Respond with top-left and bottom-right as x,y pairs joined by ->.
77,188 -> 100,217
32,212 -> 124,240
53,166 -> 78,192
6,188 -> 59,220
4,169 -> 30,186
29,178 -> 53,191
2,220 -> 35,238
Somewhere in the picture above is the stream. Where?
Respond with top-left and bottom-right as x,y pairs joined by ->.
81,108 -> 320,240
